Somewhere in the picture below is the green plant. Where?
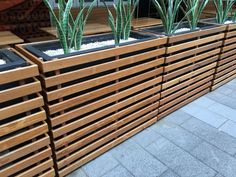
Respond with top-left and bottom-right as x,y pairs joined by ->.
152,0 -> 188,34
43,0 -> 96,54
213,0 -> 235,24
182,0 -> 209,30
104,0 -> 139,46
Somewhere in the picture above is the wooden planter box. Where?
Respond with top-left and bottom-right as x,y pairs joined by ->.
0,49 -> 55,177
212,23 -> 236,90
158,26 -> 226,118
16,37 -> 167,176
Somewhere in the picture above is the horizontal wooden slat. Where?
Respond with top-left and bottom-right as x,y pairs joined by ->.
0,123 -> 48,152
45,48 -> 165,88
54,89 -> 161,149
0,79 -> 41,103
48,68 -> 163,114
0,135 -> 50,166
47,58 -> 164,101
0,110 -> 46,137
162,63 -> 216,89
0,96 -> 44,120
0,148 -> 52,177
52,78 -> 161,138
167,33 -> 224,54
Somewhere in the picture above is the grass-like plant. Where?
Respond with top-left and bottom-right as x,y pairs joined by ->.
182,0 -> 209,30
104,0 -> 139,46
152,0 -> 188,34
43,0 -> 96,54
213,0 -> 235,24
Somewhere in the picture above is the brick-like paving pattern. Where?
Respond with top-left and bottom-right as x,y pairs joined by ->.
68,79 -> 236,177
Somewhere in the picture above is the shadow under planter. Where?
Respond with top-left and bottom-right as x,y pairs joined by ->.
140,22 -> 226,119
16,31 -> 167,177
0,49 -> 55,177
201,18 -> 236,90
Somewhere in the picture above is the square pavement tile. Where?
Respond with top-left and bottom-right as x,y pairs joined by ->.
110,139 -> 167,177
206,92 -> 236,110
191,96 -> 216,108
208,102 -> 236,122
67,169 -> 88,177
181,118 -> 236,155
182,103 -> 227,128
160,110 -> 192,125
214,86 -> 234,96
219,120 -> 236,139
152,121 -> 202,152
146,137 -> 216,177
101,165 -> 134,177
131,127 -> 162,148
191,142 -> 236,177
160,169 -> 180,177
82,153 -> 119,177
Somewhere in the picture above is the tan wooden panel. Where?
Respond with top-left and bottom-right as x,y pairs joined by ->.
165,41 -> 222,63
49,68 -> 162,114
0,96 -> 44,120
0,31 -> 23,46
0,79 -> 41,103
47,58 -> 164,101
16,158 -> 54,177
0,123 -> 48,152
0,110 -> 46,137
44,48 -> 165,88
52,77 -> 161,138
162,63 -> 216,89
0,135 -> 50,166
167,33 -> 224,54
54,86 -> 160,149
161,69 -> 214,97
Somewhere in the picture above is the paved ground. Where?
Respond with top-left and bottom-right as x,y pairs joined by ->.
68,79 -> 236,177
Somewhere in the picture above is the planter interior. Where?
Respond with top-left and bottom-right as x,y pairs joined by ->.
0,49 -> 27,72
141,22 -> 219,36
24,31 -> 158,61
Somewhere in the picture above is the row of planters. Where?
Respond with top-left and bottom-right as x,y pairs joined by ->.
1,0 -> 236,176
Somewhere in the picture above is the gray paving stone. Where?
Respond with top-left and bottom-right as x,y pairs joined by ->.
228,91 -> 236,99
191,96 -> 216,108
181,102 -> 200,115
152,121 -> 202,152
67,169 -> 88,177
131,127 -> 162,148
206,92 -> 236,110
110,139 -> 167,177
182,103 -> 227,128
181,118 -> 236,155
146,137 -> 216,177
214,174 -> 225,177
161,110 -> 192,125
219,120 -> 236,138
208,102 -> 236,122
82,153 -> 119,177
214,86 -> 234,95
159,169 -> 180,177
101,165 -> 134,177
192,142 -> 236,177
224,80 -> 236,90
